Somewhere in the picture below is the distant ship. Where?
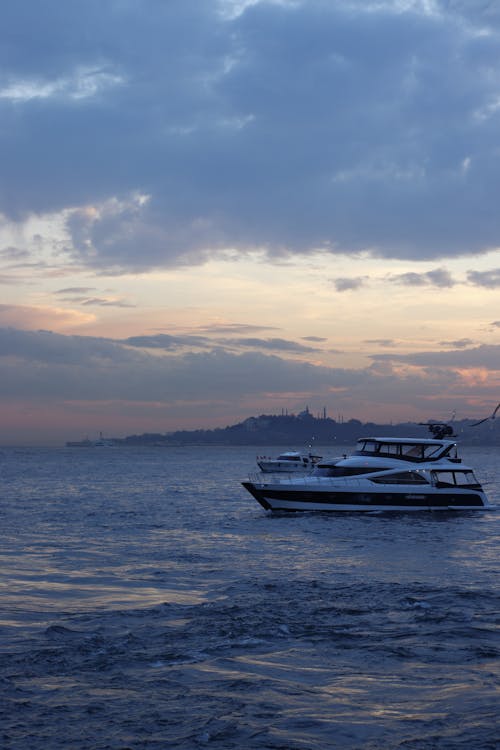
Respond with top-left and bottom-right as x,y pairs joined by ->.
66,432 -> 115,447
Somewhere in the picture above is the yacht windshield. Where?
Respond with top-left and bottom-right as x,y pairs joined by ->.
359,441 -> 377,453
355,440 -> 450,461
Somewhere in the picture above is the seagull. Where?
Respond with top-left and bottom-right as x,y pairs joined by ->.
470,402 -> 500,427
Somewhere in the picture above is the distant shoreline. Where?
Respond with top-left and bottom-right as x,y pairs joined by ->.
66,412 -> 500,448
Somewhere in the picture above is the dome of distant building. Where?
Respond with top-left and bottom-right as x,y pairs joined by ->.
297,406 -> 313,419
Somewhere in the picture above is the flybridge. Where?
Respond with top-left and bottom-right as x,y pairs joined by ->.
353,437 -> 459,463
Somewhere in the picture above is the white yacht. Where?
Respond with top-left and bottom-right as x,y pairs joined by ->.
257,450 -> 323,473
243,426 -> 490,512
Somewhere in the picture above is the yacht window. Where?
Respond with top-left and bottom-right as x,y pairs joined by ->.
381,443 -> 400,456
453,471 -> 478,486
358,441 -> 378,453
422,444 -> 443,458
376,443 -> 423,459
370,471 -> 429,485
432,470 -> 480,487
403,445 -> 423,458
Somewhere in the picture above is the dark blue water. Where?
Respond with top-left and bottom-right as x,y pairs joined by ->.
1,445 -> 499,749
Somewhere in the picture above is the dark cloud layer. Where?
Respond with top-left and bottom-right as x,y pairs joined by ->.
1,327 -> 498,412
123,333 -> 318,354
2,1 -> 500,271
373,343 -> 500,369
0,327 -> 355,402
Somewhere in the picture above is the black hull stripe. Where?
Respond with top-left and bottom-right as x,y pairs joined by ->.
241,483 -> 485,509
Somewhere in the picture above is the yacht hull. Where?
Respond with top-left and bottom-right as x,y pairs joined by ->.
242,482 -> 488,512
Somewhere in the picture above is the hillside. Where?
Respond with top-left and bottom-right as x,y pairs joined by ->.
114,411 -> 500,447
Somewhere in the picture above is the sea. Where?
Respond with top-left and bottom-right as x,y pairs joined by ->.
0,444 -> 499,750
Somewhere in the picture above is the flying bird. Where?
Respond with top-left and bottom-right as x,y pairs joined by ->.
470,402 -> 500,427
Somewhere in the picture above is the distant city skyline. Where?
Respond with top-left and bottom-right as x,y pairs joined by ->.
1,1 -> 500,444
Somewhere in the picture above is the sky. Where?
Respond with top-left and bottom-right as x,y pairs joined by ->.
1,0 -> 500,445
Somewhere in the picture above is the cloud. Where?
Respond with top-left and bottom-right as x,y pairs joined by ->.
123,334 -> 211,351
365,339 -> 397,347
0,304 -> 94,329
0,325 -> 429,403
214,337 -> 319,352
179,322 -> 279,335
0,246 -> 31,261
1,326 -> 498,438
467,269 -> 500,288
331,267 -> 458,291
0,66 -> 124,103
123,333 -> 318,354
333,277 -> 366,292
388,268 -> 456,287
421,268 -> 456,287
0,327 -> 354,403
0,274 -> 24,285
439,338 -> 475,348
78,297 -> 135,308
372,343 -> 500,369
52,286 -> 135,307
2,1 -> 500,270
54,287 -> 97,294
